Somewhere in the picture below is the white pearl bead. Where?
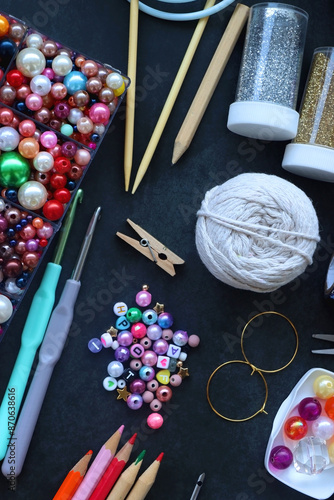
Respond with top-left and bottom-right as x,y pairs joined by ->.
106,72 -> 124,90
312,417 -> 334,441
26,33 -> 43,50
107,361 -> 124,378
30,75 -> 51,96
68,108 -> 83,125
0,127 -> 20,151
16,48 -> 46,78
0,294 -> 13,323
5,278 -> 24,295
18,181 -> 48,210
52,54 -> 73,76
33,151 -> 54,173
0,199 -> 6,211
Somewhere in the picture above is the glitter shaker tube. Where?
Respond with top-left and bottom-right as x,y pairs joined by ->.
227,3 -> 308,141
283,47 -> 334,182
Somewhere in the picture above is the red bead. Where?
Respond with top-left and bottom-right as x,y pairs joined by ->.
54,156 -> 71,174
53,188 -> 71,204
284,416 -> 308,440
39,238 -> 48,248
42,200 -> 64,221
50,173 -> 67,189
6,69 -> 24,88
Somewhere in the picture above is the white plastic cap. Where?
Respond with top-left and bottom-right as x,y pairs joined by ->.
227,101 -> 299,141
282,143 -> 334,182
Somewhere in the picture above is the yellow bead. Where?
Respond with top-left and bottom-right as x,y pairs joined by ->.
329,442 -> 334,463
313,375 -> 334,399
156,369 -> 170,385
114,81 -> 125,97
0,16 -> 9,36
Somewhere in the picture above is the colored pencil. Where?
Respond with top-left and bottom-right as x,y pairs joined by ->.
72,425 -> 124,500
172,3 -> 250,164
106,450 -> 146,500
53,451 -> 93,500
89,434 -> 137,500
124,0 -> 139,191
125,452 -> 164,500
131,0 -> 215,194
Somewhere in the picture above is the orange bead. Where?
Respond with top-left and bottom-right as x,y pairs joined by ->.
0,16 -> 9,36
18,138 -> 40,159
32,217 -> 44,229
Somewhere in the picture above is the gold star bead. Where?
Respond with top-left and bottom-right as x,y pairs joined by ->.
177,366 -> 189,379
117,387 -> 131,401
107,326 -> 118,337
153,302 -> 164,313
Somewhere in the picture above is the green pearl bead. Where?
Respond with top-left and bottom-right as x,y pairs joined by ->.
126,307 -> 142,323
0,152 -> 31,188
61,124 -> 73,136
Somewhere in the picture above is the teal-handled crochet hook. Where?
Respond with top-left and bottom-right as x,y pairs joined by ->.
2,206 -> 101,477
0,189 -> 83,460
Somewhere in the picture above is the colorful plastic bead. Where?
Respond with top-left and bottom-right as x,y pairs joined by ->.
122,368 -> 136,384
116,316 -> 131,331
114,346 -> 130,363
158,312 -> 173,329
170,374 -> 182,387
156,369 -> 170,385
117,330 -> 133,347
141,350 -> 157,367
147,380 -> 159,392
179,352 -> 188,362
126,307 -> 142,323
142,309 -> 158,325
284,416 -> 308,440
140,337 -> 152,349
156,356 -> 170,369
107,361 -> 124,378
150,399 -> 162,412
129,378 -> 146,394
313,375 -> 334,399
188,334 -> 200,347
162,329 -> 173,341
127,393 -> 143,410
153,339 -> 169,355
103,377 -> 117,391
325,397 -> 334,420
173,330 -> 188,347
101,332 -> 113,348
130,359 -> 142,371
156,386 -> 172,402
311,417 -> 334,441
147,324 -> 162,340
136,288 -> 152,307
269,445 -> 293,470
131,322 -> 147,339
139,366 -> 155,382
167,344 -> 181,359
147,413 -> 163,429
88,338 -> 103,353
130,344 -> 145,359
113,302 -> 128,316
143,391 -> 154,404
298,397 -> 322,421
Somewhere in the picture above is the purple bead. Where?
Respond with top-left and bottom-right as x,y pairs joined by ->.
54,101 -> 70,119
298,397 -> 322,421
147,324 -> 162,341
88,338 -> 102,353
158,312 -> 173,328
117,330 -> 133,346
141,350 -> 158,367
129,378 -> 146,394
139,365 -> 155,381
136,289 -> 152,307
126,393 -> 143,410
61,141 -> 77,158
269,445 -> 293,470
0,216 -> 8,232
25,239 -> 39,252
153,339 -> 169,355
173,330 -> 188,347
114,346 -> 130,363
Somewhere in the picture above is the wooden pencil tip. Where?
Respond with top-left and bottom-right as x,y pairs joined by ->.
156,452 -> 164,462
129,433 -> 137,445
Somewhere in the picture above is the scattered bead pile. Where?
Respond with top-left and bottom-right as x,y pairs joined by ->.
88,285 -> 200,429
270,374 -> 334,475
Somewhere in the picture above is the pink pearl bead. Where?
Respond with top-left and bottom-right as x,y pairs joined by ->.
74,149 -> 91,166
162,329 -> 173,341
188,334 -> 200,347
136,290 -> 152,307
131,322 -> 147,339
19,119 -> 36,137
77,116 -> 93,134
48,144 -> 62,158
0,108 -> 14,125
150,399 -> 162,412
141,350 -> 157,367
147,380 -> 159,392
142,391 -> 154,404
88,102 -> 110,124
147,413 -> 163,429
140,337 -> 152,349
156,385 -> 172,402
25,93 -> 43,111
170,374 -> 182,387
36,222 -> 53,239
42,68 -> 55,80
50,82 -> 67,100
16,84 -> 31,100
130,359 -> 142,371
19,224 -> 36,240
80,59 -> 99,77
40,131 -> 57,149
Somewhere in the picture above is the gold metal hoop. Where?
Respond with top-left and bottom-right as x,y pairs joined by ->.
240,311 -> 299,374
206,360 -> 268,422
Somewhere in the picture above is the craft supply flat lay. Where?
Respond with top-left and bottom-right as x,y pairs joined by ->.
1,1 -> 334,499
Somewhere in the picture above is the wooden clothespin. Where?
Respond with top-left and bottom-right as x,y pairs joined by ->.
116,219 -> 184,276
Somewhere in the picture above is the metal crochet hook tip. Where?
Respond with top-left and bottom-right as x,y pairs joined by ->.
190,473 -> 205,500
53,189 -> 84,265
72,206 -> 101,281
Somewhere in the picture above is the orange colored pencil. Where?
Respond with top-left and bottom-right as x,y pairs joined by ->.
125,452 -> 164,500
53,450 -> 93,500
72,425 -> 124,500
90,434 -> 137,500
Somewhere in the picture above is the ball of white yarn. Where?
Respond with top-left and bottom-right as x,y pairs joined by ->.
195,173 -> 320,293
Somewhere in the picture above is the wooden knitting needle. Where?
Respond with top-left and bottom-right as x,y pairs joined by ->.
131,0 -> 216,194
172,3 -> 250,165
124,0 -> 139,191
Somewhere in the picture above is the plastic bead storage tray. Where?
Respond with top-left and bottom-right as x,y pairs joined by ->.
0,11 -> 129,341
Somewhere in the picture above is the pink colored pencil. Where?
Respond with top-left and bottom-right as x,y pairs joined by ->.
72,425 -> 124,500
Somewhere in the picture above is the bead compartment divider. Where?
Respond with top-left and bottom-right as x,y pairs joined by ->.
0,10 -> 129,341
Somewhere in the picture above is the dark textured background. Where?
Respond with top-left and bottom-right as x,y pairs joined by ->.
0,0 -> 334,498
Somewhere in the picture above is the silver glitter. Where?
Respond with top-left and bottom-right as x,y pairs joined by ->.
235,3 -> 308,108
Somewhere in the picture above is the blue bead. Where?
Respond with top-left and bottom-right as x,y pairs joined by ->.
90,133 -> 100,143
6,189 -> 18,202
15,224 -> 22,232
158,312 -> 174,329
15,102 -> 28,113
0,37 -> 16,66
9,239 -> 16,247
66,181 -> 76,191
63,71 -> 87,95
142,309 -> 158,325
15,277 -> 27,288
22,271 -> 30,279
7,228 -> 15,238
20,219 -> 28,227
90,98 -> 97,105
73,125 -> 78,133
46,58 -> 53,67
139,366 -> 155,382
116,315 -> 131,331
